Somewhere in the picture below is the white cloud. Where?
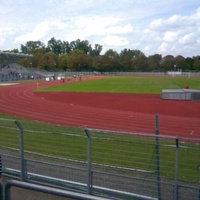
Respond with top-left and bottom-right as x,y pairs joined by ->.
163,31 -> 179,43
178,33 -> 194,44
0,0 -> 200,57
105,24 -> 133,35
15,21 -> 51,43
97,35 -> 129,47
144,45 -> 151,51
50,20 -> 69,30
145,6 -> 200,56
149,7 -> 200,32
0,38 -> 6,46
0,26 -> 14,36
178,30 -> 200,46
158,42 -> 175,55
0,26 -> 14,46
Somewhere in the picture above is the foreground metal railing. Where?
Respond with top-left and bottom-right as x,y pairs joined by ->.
0,116 -> 200,200
4,180 -> 109,200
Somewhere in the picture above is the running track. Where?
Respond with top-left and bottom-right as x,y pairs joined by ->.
0,77 -> 200,138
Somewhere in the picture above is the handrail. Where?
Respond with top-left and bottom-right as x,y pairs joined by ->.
5,180 -> 109,200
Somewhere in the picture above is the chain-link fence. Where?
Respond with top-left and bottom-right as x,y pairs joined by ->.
0,116 -> 200,200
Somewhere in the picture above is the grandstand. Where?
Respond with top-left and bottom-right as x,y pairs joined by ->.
0,52 -> 45,82
0,51 -> 32,64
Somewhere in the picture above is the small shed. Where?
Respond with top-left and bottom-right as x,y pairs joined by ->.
161,89 -> 200,101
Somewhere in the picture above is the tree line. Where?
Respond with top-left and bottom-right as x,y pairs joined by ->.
5,37 -> 200,72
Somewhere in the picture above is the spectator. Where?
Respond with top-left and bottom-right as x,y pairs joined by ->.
185,85 -> 189,89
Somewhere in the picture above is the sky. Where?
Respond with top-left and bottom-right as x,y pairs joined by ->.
0,0 -> 200,57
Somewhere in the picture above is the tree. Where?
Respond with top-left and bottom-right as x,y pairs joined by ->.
47,37 -> 63,55
69,39 -> 91,54
89,44 -> 102,56
61,41 -> 71,54
193,56 -> 200,71
104,49 -> 120,71
174,55 -> 187,71
32,52 -> 46,70
21,41 -> 46,54
67,49 -> 86,70
147,54 -> 162,71
9,49 -> 19,53
99,55 -> 113,71
120,49 -> 145,71
132,55 -> 148,71
43,52 -> 57,71
185,57 -> 194,71
12,37 -> 200,72
58,54 -> 68,71
161,55 -> 175,71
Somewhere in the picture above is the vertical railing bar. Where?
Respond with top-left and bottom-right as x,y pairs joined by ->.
199,188 -> 200,200
15,120 -> 27,181
0,155 -> 2,178
85,129 -> 92,194
174,137 -> 179,200
0,180 -> 3,200
155,114 -> 161,200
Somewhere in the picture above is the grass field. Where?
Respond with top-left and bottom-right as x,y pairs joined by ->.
37,77 -> 200,94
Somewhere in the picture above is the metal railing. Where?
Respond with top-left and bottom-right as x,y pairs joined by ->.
4,180 -> 110,200
1,71 -> 200,82
0,116 -> 200,200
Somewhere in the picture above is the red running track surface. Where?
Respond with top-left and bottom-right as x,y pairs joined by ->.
0,77 -> 200,138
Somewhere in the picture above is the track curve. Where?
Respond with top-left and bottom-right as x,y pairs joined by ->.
0,78 -> 200,138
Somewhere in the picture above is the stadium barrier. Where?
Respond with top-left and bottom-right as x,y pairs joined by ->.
4,180 -> 109,200
0,117 -> 200,200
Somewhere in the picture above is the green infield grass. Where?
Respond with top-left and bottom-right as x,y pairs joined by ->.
37,77 -> 200,94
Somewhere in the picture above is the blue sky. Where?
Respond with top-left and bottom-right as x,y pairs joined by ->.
0,0 -> 199,57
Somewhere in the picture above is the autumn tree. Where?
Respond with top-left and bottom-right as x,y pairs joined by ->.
57,54 -> 68,71
67,49 -> 86,70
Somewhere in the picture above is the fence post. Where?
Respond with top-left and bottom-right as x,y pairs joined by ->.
0,155 -> 2,177
174,137 -> 179,200
155,114 -> 161,200
15,120 -> 27,182
0,180 -> 3,200
85,129 -> 92,195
